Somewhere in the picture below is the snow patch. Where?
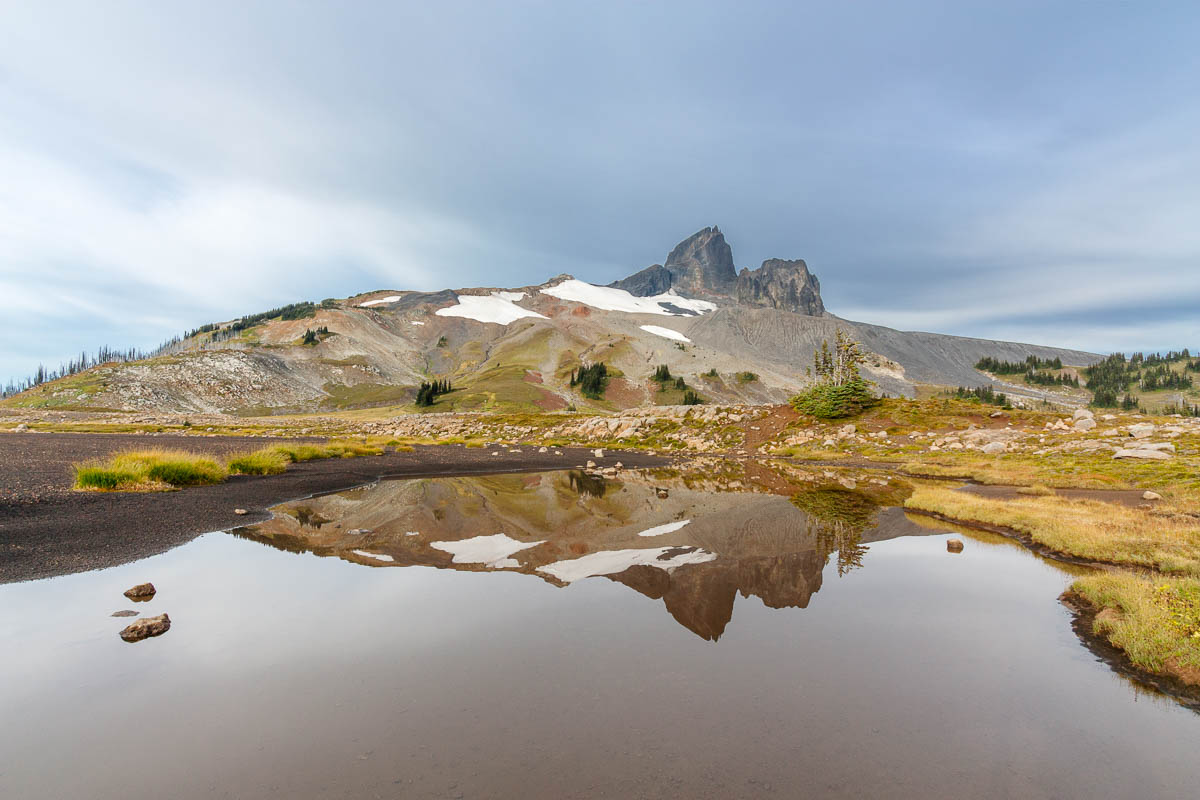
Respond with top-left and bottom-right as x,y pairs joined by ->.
638,520 -> 691,537
640,325 -> 691,343
410,321 -> 425,326
357,295 -> 401,307
431,533 -> 545,568
537,546 -> 717,583
352,550 -> 394,562
435,292 -> 548,325
540,279 -> 717,316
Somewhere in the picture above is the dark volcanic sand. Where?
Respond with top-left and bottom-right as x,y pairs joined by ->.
0,432 -> 666,584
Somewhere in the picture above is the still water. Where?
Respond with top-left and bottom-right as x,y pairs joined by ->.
2,467 -> 1198,799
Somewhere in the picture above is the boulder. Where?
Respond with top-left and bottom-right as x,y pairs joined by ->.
946,539 -> 964,553
1128,423 -> 1155,439
982,442 -> 1006,455
1072,408 -> 1095,421
1142,491 -> 1163,501
14,423 -> 29,432
1073,418 -> 1097,431
123,582 -> 156,600
119,613 -> 171,642
1113,448 -> 1171,460
656,488 -> 669,499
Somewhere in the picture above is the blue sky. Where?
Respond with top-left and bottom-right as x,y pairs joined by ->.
3,1 -> 1199,383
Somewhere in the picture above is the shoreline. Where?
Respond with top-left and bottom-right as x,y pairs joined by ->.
0,433 -> 667,584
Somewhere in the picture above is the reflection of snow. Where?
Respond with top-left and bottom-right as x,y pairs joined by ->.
357,295 -> 401,307
352,550 -> 394,562
639,325 -> 690,343
541,279 -> 716,316
434,292 -> 547,325
538,546 -> 716,583
410,321 -> 425,326
638,520 -> 691,537
431,533 -> 544,568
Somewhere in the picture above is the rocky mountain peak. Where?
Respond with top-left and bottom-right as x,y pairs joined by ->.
610,226 -> 825,315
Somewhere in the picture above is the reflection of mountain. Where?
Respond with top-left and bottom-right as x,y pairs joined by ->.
234,470 -> 933,640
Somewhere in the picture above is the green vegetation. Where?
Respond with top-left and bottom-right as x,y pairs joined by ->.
952,385 -> 1010,407
975,355 -> 1064,374
570,363 -> 609,400
682,389 -> 703,405
1085,350 -> 1199,409
301,326 -> 330,346
416,379 -> 452,407
320,298 -> 338,309
437,336 -> 448,348
227,449 -> 291,475
74,449 -> 228,490
737,371 -> 758,383
653,364 -> 672,383
1071,573 -> 1200,687
792,331 -> 878,419
704,367 -> 719,378
228,301 -> 317,333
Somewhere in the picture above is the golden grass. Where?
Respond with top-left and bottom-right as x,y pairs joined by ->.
904,486 -> 1200,575
1071,573 -> 1200,686
74,449 -> 227,491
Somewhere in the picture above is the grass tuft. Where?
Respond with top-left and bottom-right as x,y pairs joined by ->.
74,449 -> 227,491
228,448 -> 291,475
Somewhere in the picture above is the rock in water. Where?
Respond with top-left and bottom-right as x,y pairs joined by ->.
111,610 -> 138,618
946,539 -> 964,553
119,613 -> 170,642
123,582 -> 156,600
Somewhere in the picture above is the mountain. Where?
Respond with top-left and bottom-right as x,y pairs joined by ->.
4,227 -> 1100,415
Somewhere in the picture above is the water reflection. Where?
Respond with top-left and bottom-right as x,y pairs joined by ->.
235,466 -> 931,640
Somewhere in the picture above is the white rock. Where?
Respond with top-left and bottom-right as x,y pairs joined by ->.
1128,423 -> 1155,439
1073,418 -> 1097,431
1072,408 -> 1095,421
1113,448 -> 1171,460
1142,491 -> 1163,501
982,441 -> 1006,455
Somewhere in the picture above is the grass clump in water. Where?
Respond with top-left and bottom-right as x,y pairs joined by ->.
1070,573 -> 1200,688
269,440 -> 384,463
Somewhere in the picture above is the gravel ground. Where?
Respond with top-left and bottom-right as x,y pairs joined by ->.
0,432 -> 666,584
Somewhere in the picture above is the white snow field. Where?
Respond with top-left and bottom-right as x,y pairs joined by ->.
431,533 -> 546,569
357,295 -> 401,307
351,550 -> 395,562
637,520 -> 691,537
537,546 -> 717,583
434,291 -> 548,325
541,279 -> 717,316
639,325 -> 691,343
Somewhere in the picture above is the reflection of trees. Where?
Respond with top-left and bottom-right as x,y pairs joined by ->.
568,470 -> 608,498
295,506 -> 330,529
790,489 -> 880,576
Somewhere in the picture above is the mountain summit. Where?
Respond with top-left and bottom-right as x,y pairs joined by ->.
611,226 -> 824,315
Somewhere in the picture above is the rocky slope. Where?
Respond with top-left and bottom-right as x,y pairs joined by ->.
5,227 -> 1100,415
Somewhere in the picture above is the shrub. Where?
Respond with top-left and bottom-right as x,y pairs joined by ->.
791,378 -> 878,419
737,371 -> 758,383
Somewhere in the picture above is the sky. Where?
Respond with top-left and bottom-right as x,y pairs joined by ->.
3,1 -> 1199,383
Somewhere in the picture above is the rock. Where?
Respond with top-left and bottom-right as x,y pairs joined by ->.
982,441 -> 1006,455
734,258 -> 825,315
119,613 -> 170,643
989,411 -> 1004,418
1072,408 -> 1095,421
946,539 -> 964,553
234,508 -> 248,515
538,446 -> 548,453
1137,442 -> 1176,453
14,423 -> 29,432
111,610 -> 138,617
1100,414 -> 1117,421
1113,448 -> 1171,460
123,582 -> 156,600
593,448 -> 605,458
840,424 -> 856,436
1128,423 -> 1155,439
586,460 -> 596,468
1142,491 -> 1163,501
656,488 -> 669,499
1073,418 -> 1097,431
614,461 -> 623,469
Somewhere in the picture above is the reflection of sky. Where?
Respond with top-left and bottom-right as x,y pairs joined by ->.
5,2 -> 1200,382
2,524 -> 1199,798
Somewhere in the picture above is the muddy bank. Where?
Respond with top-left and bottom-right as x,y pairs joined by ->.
0,433 -> 666,584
